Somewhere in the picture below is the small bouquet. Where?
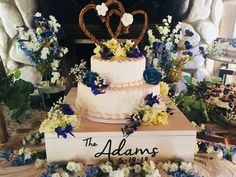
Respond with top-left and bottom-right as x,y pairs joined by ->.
145,16 -> 207,83
39,98 -> 79,138
16,12 -> 68,87
70,61 -> 109,95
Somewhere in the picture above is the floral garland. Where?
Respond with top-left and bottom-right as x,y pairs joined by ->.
122,87 -> 171,137
70,61 -> 109,95
22,132 -> 45,146
16,12 -> 68,86
39,159 -> 201,177
39,98 -> 80,138
93,39 -> 143,59
0,147 -> 46,166
159,160 -> 200,177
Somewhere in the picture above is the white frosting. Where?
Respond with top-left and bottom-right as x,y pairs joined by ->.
76,83 -> 160,122
91,55 -> 146,84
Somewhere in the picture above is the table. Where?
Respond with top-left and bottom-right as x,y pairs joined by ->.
208,54 -> 236,84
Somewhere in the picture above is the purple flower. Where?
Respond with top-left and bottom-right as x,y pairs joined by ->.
127,48 -> 143,58
100,46 -> 114,59
145,93 -> 159,107
143,67 -> 162,85
185,29 -> 194,37
55,124 -> 74,139
184,41 -> 193,50
183,51 -> 193,57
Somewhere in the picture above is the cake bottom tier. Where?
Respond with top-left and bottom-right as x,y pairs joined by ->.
76,83 -> 160,124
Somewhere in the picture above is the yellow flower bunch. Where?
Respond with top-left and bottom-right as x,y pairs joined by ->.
160,81 -> 170,95
142,108 -> 168,126
39,114 -> 79,134
93,39 -> 135,58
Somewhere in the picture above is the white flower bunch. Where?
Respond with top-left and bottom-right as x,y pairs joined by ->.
70,61 -> 87,83
159,161 -> 193,174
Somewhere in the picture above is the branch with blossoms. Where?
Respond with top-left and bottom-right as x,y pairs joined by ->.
16,12 -> 68,87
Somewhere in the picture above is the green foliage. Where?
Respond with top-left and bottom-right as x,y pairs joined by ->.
0,74 -> 35,120
174,76 -> 222,124
175,93 -> 209,124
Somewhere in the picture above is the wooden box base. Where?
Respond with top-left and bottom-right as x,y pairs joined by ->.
45,88 -> 196,164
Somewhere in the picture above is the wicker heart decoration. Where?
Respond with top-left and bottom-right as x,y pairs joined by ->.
79,0 -> 148,48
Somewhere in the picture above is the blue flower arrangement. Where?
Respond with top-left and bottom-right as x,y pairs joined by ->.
145,16 -> 208,83
16,12 -> 68,86
70,61 -> 109,95
143,67 -> 162,85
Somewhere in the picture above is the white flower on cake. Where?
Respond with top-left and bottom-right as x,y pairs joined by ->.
121,13 -> 134,27
179,161 -> 192,173
41,47 -> 49,60
96,3 -> 108,16
132,164 -> 142,173
66,162 -> 84,173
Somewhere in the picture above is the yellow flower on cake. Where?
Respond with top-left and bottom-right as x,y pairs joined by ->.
124,39 -> 135,51
93,44 -> 101,57
114,45 -> 126,57
105,38 -> 118,50
160,81 -> 170,95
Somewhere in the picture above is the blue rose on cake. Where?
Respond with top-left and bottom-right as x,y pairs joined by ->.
143,67 -> 162,85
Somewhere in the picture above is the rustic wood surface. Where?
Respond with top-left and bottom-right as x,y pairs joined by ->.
0,88 -> 236,177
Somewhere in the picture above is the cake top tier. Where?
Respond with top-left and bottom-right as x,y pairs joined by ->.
79,0 -> 148,59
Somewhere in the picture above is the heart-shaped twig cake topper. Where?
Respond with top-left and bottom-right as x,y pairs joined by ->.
79,0 -> 148,48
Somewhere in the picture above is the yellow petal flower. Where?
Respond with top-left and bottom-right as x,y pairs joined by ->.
160,81 -> 170,95
93,44 -> 101,57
